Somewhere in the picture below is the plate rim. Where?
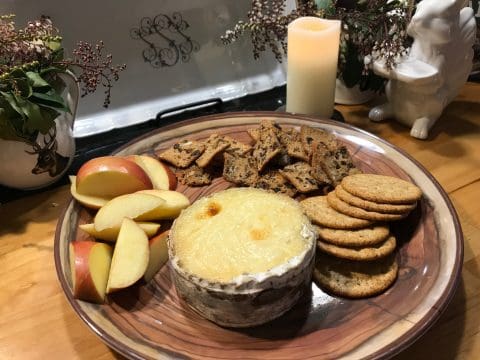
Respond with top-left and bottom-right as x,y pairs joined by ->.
54,111 -> 464,360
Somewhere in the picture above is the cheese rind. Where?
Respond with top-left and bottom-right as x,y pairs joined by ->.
169,188 -> 316,327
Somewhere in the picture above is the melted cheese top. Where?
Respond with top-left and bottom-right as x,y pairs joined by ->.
171,188 -> 313,283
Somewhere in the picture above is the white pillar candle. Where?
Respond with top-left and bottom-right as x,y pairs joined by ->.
286,17 -> 341,118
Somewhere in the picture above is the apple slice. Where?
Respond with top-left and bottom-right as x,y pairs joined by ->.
69,176 -> 109,209
136,190 -> 190,219
144,230 -> 170,282
126,155 -> 177,190
76,156 -> 153,198
70,241 -> 113,303
79,222 -> 161,242
94,193 -> 166,231
106,218 -> 149,293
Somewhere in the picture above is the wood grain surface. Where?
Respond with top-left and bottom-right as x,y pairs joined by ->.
1,82 -> 479,360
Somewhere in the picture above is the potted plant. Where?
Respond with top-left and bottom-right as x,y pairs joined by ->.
221,0 -> 413,104
0,14 -> 125,189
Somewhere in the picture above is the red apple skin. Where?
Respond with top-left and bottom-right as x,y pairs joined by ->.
70,241 -> 112,304
76,156 -> 153,196
125,155 -> 177,190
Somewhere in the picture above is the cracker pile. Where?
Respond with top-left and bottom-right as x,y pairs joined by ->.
155,120 -> 361,197
302,173 -> 422,298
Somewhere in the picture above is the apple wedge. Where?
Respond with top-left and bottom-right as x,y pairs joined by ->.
94,193 -> 166,231
70,241 -> 113,303
126,155 -> 177,190
106,218 -> 149,293
144,230 -> 169,282
69,176 -> 109,209
79,222 -> 161,242
136,190 -> 190,219
76,156 -> 153,198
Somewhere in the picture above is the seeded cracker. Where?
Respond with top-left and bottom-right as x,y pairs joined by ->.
277,127 -> 309,162
313,252 -> 398,298
327,191 -> 406,221
254,170 -> 297,197
335,185 -> 416,214
196,134 -> 230,168
341,174 -> 423,204
316,224 -> 390,247
156,139 -> 205,168
252,126 -> 281,172
223,153 -> 258,186
247,128 -> 260,143
279,162 -> 318,193
259,118 -> 282,133
321,146 -> 362,186
281,127 -> 301,142
176,165 -> 212,186
300,196 -> 373,229
221,135 -> 252,155
300,126 -> 338,158
317,235 -> 397,261
248,119 -> 279,142
261,120 -> 293,166
310,141 -> 333,187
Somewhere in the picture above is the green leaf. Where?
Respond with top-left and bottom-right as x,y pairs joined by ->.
0,91 -> 26,118
40,107 -> 61,127
341,41 -> 363,88
361,72 -> 385,93
31,91 -> 70,113
9,68 -> 27,79
26,71 -> 50,88
51,48 -> 65,63
0,114 -> 24,142
0,96 -> 43,143
43,72 -> 67,94
40,66 -> 62,75
18,79 -> 33,98
46,39 -> 62,51
20,98 -> 54,134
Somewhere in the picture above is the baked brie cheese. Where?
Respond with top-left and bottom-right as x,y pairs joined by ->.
168,187 -> 316,327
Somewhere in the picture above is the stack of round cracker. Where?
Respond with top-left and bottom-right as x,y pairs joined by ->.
300,174 -> 422,298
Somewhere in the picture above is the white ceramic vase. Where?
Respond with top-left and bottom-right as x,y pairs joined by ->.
0,72 -> 79,190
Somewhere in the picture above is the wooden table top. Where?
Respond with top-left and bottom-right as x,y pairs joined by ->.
1,82 -> 479,360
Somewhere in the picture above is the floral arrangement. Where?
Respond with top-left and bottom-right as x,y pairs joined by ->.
0,14 -> 126,145
221,0 -> 415,92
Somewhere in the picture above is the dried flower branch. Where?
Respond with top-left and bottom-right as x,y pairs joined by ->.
0,14 -> 125,143
334,0 -> 411,73
221,0 -> 414,92
57,41 -> 126,107
0,14 -> 125,108
0,15 -> 59,72
221,0 -> 317,62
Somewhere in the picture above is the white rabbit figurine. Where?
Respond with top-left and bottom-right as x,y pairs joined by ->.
368,0 -> 477,139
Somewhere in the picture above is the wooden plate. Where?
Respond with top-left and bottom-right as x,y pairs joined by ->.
54,112 -> 463,359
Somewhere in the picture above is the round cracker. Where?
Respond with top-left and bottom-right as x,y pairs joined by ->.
316,224 -> 390,247
313,252 -> 398,298
341,174 -> 422,204
327,191 -> 406,222
335,185 -> 417,214
317,235 -> 396,261
300,196 -> 373,229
